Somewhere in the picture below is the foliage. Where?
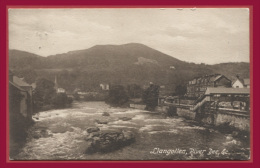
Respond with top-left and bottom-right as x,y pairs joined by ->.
127,84 -> 143,98
52,93 -> 73,108
73,92 -> 80,101
174,84 -> 187,96
10,46 -> 250,95
33,78 -> 72,112
13,68 -> 37,84
142,84 -> 160,110
33,78 -> 56,112
106,85 -> 129,106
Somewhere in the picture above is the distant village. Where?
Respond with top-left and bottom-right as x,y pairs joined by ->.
9,70 -> 250,138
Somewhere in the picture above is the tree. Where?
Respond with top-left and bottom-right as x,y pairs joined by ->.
127,84 -> 143,98
33,78 -> 56,112
53,93 -> 72,108
174,84 -> 187,96
142,84 -> 159,110
13,68 -> 37,84
106,85 -> 128,106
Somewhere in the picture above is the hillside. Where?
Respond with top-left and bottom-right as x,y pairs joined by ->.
9,43 -> 250,93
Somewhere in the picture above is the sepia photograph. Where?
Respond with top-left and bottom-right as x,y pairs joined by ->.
8,8 -> 251,161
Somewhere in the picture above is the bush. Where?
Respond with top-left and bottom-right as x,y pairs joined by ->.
52,93 -> 73,109
142,84 -> 159,110
106,85 -> 128,106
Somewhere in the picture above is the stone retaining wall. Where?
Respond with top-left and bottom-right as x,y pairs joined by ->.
129,104 -> 146,110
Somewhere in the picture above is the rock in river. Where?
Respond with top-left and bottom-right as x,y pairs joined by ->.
86,127 -> 100,133
30,129 -> 53,139
102,112 -> 110,116
84,129 -> 135,154
95,119 -> 108,124
118,117 -> 132,121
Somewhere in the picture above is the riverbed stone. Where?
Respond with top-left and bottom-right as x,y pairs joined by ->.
95,119 -> 108,124
31,129 -> 53,139
118,117 -> 132,121
86,127 -> 100,133
102,112 -> 110,116
84,130 -> 135,154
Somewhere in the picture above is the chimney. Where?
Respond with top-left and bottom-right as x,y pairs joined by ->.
236,74 -> 240,79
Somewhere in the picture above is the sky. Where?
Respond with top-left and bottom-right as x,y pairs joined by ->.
9,8 -> 250,64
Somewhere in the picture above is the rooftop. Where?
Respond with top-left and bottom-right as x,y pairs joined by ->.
205,87 -> 250,95
189,74 -> 230,83
9,81 -> 26,92
243,78 -> 250,85
13,76 -> 31,87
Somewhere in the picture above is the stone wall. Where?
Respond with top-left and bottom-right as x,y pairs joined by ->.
215,113 -> 250,131
155,105 -> 169,113
176,108 -> 196,120
129,104 -> 146,110
177,107 -> 249,131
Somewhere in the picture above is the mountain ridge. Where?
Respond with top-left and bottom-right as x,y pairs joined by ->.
9,43 -> 250,93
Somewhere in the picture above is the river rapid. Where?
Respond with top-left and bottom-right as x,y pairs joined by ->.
13,101 -> 250,160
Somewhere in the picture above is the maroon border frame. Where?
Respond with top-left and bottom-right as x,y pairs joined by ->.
0,0 -> 259,168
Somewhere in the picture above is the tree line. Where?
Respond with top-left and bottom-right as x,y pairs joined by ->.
33,78 -> 73,113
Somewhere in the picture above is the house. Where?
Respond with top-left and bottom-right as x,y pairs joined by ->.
13,76 -> 33,96
232,76 -> 250,88
170,66 -> 175,69
9,72 -> 33,157
57,88 -> 66,93
100,83 -> 109,90
186,74 -> 232,98
9,71 -> 33,121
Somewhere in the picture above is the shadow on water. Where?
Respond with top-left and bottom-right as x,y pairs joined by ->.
9,118 -> 34,159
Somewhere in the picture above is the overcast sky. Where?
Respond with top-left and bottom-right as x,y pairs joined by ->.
9,8 -> 250,64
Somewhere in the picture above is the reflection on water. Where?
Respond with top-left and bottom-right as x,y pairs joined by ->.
14,101 -> 250,160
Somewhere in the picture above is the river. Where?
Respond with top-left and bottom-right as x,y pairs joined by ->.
13,101 -> 250,160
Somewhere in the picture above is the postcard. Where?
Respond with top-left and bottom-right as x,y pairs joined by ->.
7,8 -> 252,161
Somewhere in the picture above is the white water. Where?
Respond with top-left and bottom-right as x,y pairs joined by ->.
15,101 -> 250,160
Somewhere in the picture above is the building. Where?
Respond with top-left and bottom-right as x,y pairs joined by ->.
100,83 -> 109,90
13,76 -> 33,96
186,74 -> 232,98
9,75 -> 33,119
170,66 -> 175,69
57,88 -> 66,93
191,87 -> 250,112
9,72 -> 33,157
9,72 -> 33,127
232,76 -> 250,88
54,76 -> 66,93
190,87 -> 250,131
9,72 -> 33,119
